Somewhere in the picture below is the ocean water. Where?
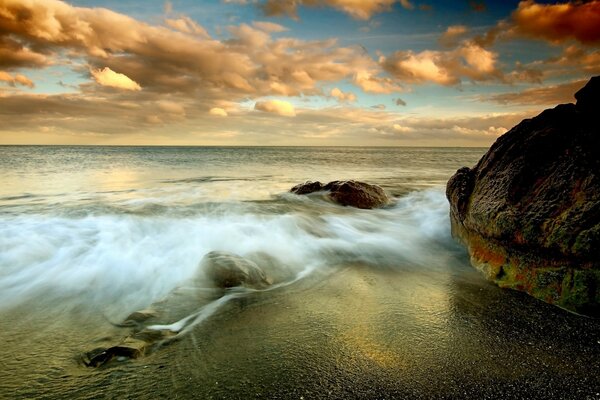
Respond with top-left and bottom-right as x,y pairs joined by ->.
0,146 -> 479,314
0,146 -> 599,399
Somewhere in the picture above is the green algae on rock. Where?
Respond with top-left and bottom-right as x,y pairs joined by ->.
446,76 -> 600,317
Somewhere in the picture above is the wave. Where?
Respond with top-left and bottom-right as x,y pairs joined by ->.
0,189 -> 460,319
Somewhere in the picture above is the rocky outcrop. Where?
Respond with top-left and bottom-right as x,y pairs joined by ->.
446,76 -> 600,316
291,180 -> 389,209
200,251 -> 271,289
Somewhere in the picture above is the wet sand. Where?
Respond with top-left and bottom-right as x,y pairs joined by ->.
1,256 -> 599,399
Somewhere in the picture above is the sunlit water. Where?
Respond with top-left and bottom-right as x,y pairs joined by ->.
0,146 -> 598,399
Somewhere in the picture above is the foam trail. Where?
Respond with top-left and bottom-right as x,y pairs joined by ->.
148,260 -> 324,335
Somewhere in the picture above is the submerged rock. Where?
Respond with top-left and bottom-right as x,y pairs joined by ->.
446,76 -> 600,316
200,251 -> 271,289
291,180 -> 389,209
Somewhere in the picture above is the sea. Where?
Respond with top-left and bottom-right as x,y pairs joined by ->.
0,146 -> 598,399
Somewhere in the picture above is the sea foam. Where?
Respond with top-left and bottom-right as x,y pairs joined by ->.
0,189 -> 458,318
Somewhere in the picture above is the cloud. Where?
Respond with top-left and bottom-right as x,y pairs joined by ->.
330,87 -> 357,102
209,107 -> 228,116
511,0 -> 600,45
399,0 -> 414,10
0,71 -> 34,88
254,99 -> 296,116
252,21 -> 288,32
381,50 -> 459,85
474,1 -> 600,49
260,0 -> 396,20
380,42 -> 507,86
91,67 -> 142,91
543,45 -> 600,75
165,17 -> 210,38
0,37 -> 49,69
484,79 -> 588,106
395,98 -> 406,106
469,1 -> 486,13
0,89 -> 536,146
353,70 -> 403,93
0,0 -> 387,100
392,124 -> 412,133
157,100 -> 185,116
439,25 -> 469,47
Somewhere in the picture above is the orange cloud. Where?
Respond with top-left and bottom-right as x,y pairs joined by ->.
439,25 -> 469,47
260,0 -> 396,20
255,99 -> 296,116
209,107 -> 228,117
353,70 -> 403,93
512,0 -> 600,45
0,0 -> 384,100
485,79 -> 588,106
399,0 -> 414,11
91,67 -> 142,91
0,71 -> 34,88
330,87 -> 357,102
165,17 -> 210,38
381,42 -> 505,86
0,36 -> 48,69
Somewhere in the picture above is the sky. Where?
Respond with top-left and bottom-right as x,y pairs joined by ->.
0,0 -> 598,146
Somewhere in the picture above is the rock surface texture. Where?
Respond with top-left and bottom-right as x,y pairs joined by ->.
446,76 -> 600,316
291,180 -> 389,209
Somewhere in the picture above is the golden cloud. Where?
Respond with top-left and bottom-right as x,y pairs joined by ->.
380,42 -> 511,85
0,71 -> 34,88
254,99 -> 296,116
209,107 -> 228,117
165,17 -> 210,38
439,25 -> 469,47
330,87 -> 357,102
91,67 -> 142,91
260,0 -> 396,20
0,0 -> 384,100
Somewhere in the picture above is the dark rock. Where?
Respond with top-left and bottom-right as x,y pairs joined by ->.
82,330 -> 176,367
290,180 -> 389,209
291,181 -> 324,195
200,251 -> 271,289
446,76 -> 600,316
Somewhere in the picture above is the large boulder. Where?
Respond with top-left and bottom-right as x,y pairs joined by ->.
200,251 -> 271,289
446,77 -> 600,316
291,180 -> 389,209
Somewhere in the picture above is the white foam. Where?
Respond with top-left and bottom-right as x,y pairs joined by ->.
0,189 -> 456,317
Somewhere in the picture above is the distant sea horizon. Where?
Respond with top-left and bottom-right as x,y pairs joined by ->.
0,144 -> 490,148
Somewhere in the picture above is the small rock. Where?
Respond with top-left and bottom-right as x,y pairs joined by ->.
200,251 -> 271,289
291,181 -> 323,195
290,180 -> 389,209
